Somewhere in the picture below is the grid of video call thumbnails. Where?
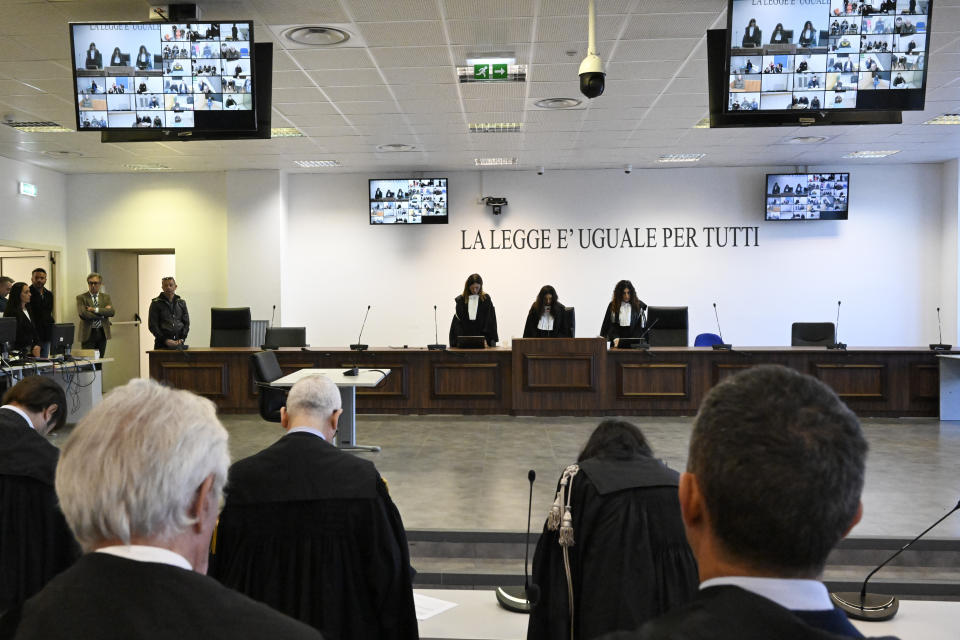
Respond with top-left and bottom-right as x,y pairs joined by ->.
765,173 -> 849,220
728,0 -> 929,112
370,179 -> 448,224
73,22 -> 253,130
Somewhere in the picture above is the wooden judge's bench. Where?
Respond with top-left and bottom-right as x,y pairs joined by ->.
148,339 -> 944,417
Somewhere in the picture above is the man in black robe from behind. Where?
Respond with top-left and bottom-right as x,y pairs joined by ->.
527,420 -> 698,640
603,366 -> 899,640
0,379 -> 321,640
209,374 -> 418,640
0,377 -> 79,611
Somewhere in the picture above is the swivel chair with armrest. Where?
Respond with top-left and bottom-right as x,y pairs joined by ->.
563,307 -> 576,338
263,327 -> 307,349
250,350 -> 287,423
791,322 -> 836,347
210,307 -> 252,347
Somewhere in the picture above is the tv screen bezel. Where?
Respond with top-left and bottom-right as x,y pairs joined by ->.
722,0 -> 933,116
764,172 -> 850,221
69,20 -> 257,132
368,178 -> 449,225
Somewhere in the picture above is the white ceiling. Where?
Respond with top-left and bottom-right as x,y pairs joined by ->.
0,0 -> 959,174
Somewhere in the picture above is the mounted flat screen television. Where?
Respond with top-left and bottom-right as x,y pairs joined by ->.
725,0 -> 932,114
765,172 -> 850,220
70,21 -> 256,132
369,178 -> 448,225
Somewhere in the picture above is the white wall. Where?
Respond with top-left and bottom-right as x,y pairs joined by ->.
282,166 -> 945,347
941,159 -> 960,345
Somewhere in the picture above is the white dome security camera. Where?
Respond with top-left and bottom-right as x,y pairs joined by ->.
537,166 -> 545,175
579,53 -> 605,99
624,164 -> 632,175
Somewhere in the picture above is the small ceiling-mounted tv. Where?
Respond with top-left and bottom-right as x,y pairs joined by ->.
765,172 -> 850,221
369,178 -> 448,225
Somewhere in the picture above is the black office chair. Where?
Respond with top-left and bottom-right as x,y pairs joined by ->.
250,350 -> 286,423
791,322 -> 836,347
646,306 -> 689,347
564,306 -> 576,338
210,307 -> 252,347
263,327 -> 307,348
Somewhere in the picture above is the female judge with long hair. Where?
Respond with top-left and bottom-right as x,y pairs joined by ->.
523,285 -> 572,338
2,282 -> 41,357
599,279 -> 645,346
449,273 -> 499,347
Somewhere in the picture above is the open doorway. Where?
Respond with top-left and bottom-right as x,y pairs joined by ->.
0,246 -> 58,319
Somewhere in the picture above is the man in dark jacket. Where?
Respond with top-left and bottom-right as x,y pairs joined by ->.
209,374 -> 419,640
0,377 -> 79,611
148,276 -> 189,349
27,269 -> 53,356
0,277 -> 12,314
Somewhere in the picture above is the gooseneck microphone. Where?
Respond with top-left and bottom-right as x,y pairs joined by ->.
711,302 -> 732,350
269,304 -> 276,328
827,300 -> 847,350
831,498 -> 960,621
496,469 -> 540,613
930,307 -> 952,351
350,305 -> 371,352
428,304 -> 446,351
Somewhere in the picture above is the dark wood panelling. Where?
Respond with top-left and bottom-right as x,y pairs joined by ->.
619,363 -> 689,398
523,355 -> 595,391
432,363 -> 500,398
157,363 -> 228,398
909,363 -> 939,401
814,363 -> 886,399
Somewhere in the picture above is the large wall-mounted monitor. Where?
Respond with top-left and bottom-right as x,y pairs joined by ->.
70,21 -> 257,132
765,172 -> 850,220
726,0 -> 932,114
369,179 -> 448,225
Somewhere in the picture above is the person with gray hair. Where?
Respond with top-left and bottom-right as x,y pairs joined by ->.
1,378 -> 321,639
210,374 -> 418,640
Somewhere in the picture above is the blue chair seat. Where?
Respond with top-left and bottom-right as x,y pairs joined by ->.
694,332 -> 723,347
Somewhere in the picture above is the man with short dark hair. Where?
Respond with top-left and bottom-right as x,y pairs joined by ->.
76,273 -> 114,357
27,269 -> 53,357
147,277 -> 189,349
0,377 -> 79,611
1,379 -> 321,639
209,375 -> 418,640
625,365 -> 898,640
0,277 -> 13,313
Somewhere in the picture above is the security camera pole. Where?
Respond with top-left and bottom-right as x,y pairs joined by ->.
578,0 -> 606,99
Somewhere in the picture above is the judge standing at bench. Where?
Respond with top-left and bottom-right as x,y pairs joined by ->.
76,272 -> 114,357
449,273 -> 498,347
523,285 -> 572,338
600,279 -> 646,346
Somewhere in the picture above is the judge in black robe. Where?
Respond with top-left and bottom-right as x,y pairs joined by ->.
598,279 -> 646,346
209,426 -> 418,639
1,553 -> 321,640
523,285 -> 572,338
528,420 -> 698,640
604,585 -> 900,640
449,273 -> 499,346
0,380 -> 79,611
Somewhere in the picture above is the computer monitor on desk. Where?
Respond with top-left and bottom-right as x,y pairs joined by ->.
0,317 -> 15,359
646,307 -> 689,347
50,323 -> 76,357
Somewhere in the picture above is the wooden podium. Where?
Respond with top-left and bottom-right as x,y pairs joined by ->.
511,338 -> 606,414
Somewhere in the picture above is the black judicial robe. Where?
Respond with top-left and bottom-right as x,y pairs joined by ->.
449,294 -> 499,346
599,302 -> 645,345
208,433 -> 418,640
0,408 -> 79,611
523,303 -> 571,338
602,585 -> 901,640
0,553 -> 322,639
527,456 -> 699,640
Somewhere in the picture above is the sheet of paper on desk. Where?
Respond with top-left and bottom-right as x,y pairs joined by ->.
414,593 -> 458,620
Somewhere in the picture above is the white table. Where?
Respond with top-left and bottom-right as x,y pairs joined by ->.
412,590 -> 960,640
937,354 -> 960,419
270,368 -> 390,452
1,357 -> 112,423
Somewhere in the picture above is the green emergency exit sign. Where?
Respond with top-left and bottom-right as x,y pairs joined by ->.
473,63 -> 509,80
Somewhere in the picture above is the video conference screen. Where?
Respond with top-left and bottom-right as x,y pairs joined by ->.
726,0 -> 932,112
70,21 -> 255,130
766,173 -> 850,220
369,179 -> 448,225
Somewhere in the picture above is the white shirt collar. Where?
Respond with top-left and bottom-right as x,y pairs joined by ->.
618,302 -> 632,326
95,545 -> 193,571
1,404 -> 36,430
467,294 -> 479,321
700,576 -> 833,611
288,426 -> 326,441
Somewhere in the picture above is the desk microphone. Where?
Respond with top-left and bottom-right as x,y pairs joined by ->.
269,304 -> 276,328
428,305 -> 446,351
930,307 -> 952,351
628,317 -> 659,350
827,300 -> 847,350
350,305 -> 371,351
496,469 -> 540,613
831,497 -> 960,621
711,302 -> 732,350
